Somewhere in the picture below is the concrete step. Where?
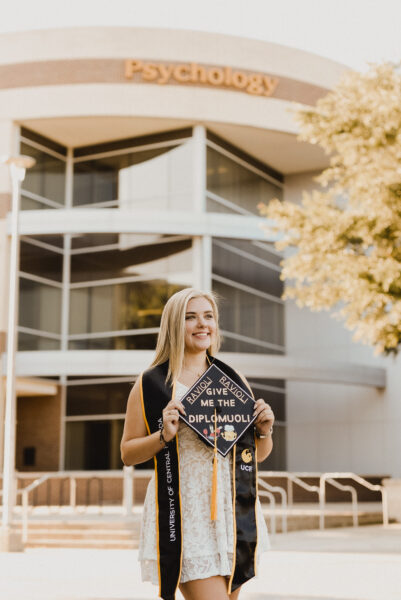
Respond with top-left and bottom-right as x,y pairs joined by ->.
14,520 -> 139,530
24,538 -> 137,549
11,503 -> 388,547
21,528 -> 139,540
263,510 -> 387,533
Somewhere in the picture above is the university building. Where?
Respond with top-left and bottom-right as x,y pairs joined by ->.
0,27 -> 398,485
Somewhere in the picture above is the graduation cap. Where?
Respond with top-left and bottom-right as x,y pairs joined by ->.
179,363 -> 256,457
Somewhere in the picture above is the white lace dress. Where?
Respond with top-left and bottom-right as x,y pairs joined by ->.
139,382 -> 270,585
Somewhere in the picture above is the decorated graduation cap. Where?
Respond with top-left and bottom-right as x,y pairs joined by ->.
179,363 -> 256,520
179,363 -> 256,457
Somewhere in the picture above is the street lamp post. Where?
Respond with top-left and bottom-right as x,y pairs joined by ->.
0,155 -> 35,552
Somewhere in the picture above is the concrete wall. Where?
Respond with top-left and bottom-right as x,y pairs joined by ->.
284,172 -> 401,477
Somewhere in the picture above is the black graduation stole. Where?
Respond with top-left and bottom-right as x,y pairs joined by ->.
140,356 -> 258,600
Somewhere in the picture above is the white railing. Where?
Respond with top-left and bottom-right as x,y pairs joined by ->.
0,470 -> 389,545
257,471 -> 388,531
319,472 -> 389,529
257,478 -> 287,534
0,468 -> 152,544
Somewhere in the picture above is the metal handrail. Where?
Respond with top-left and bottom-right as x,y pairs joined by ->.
14,471 -> 136,543
21,474 -> 51,543
259,471 -> 320,505
258,478 -> 288,533
319,472 -> 389,529
0,470 -> 390,545
324,478 -> 358,527
258,490 -> 276,536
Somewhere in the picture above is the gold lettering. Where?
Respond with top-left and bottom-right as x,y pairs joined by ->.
124,59 -> 279,98
174,64 -> 191,82
142,63 -> 158,81
224,67 -> 232,86
157,64 -> 174,85
263,76 -> 279,96
232,71 -> 248,89
190,63 -> 207,84
207,67 -> 225,85
246,74 -> 264,95
125,60 -> 143,79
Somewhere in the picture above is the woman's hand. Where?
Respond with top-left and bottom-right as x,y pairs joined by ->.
253,398 -> 275,436
162,399 -> 186,442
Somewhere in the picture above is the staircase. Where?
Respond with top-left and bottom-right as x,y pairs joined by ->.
11,502 -> 388,548
262,501 -> 388,534
14,516 -> 141,549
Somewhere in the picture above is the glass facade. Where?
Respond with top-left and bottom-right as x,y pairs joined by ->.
206,145 -> 283,215
69,235 -> 193,349
212,238 -> 284,353
73,139 -> 193,210
18,126 -> 287,471
20,139 -> 66,209
65,380 -> 129,470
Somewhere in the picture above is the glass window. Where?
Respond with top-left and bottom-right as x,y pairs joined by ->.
258,424 -> 286,471
207,146 -> 282,215
213,279 -> 284,353
65,419 -> 124,470
28,235 -> 64,249
21,195 -> 57,211
19,278 -> 62,334
69,280 -> 186,336
222,238 -> 282,268
18,331 -> 60,351
66,381 -> 130,416
71,233 -> 119,250
20,142 -> 66,205
69,238 -> 193,342
212,238 -> 283,298
247,378 -> 286,469
70,237 -> 192,283
212,237 -> 284,353
20,241 -> 63,282
68,334 -> 158,350
248,380 -> 286,421
73,140 -> 193,210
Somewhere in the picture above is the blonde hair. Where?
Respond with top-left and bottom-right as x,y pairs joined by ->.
151,288 -> 221,384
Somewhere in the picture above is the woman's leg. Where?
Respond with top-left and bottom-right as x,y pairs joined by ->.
179,575 -> 241,600
229,585 -> 242,600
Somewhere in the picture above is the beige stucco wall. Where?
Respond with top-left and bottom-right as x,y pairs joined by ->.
0,27 -> 347,142
0,27 -> 346,89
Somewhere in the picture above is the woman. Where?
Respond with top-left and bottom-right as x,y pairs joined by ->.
121,288 -> 275,600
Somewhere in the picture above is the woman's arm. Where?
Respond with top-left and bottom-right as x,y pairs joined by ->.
120,379 -> 165,466
254,427 -> 273,463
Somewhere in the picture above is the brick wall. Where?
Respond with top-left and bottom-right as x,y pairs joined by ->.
16,390 -> 61,471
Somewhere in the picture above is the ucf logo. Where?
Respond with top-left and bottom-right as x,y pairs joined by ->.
241,449 -> 253,471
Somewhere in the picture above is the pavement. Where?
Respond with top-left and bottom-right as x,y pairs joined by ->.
0,524 -> 400,600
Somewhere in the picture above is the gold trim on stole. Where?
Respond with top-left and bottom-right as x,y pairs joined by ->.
140,373 -> 162,592
227,444 -> 237,594
254,431 -> 259,576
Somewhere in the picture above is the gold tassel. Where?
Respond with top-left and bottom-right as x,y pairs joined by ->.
211,408 -> 218,521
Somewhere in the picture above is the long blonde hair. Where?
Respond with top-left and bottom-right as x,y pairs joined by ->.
151,288 -> 221,384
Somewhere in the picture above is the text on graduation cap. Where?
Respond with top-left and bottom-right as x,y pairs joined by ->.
184,374 -> 249,406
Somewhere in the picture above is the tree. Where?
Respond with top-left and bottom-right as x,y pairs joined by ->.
260,63 -> 401,354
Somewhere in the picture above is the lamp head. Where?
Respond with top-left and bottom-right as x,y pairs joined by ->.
0,154 -> 36,183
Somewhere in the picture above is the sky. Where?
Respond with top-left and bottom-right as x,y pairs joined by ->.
2,0 -> 401,71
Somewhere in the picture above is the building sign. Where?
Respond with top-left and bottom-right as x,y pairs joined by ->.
179,364 -> 256,456
125,59 -> 279,97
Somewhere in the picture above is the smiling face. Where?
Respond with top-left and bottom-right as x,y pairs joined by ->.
184,296 -> 217,355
